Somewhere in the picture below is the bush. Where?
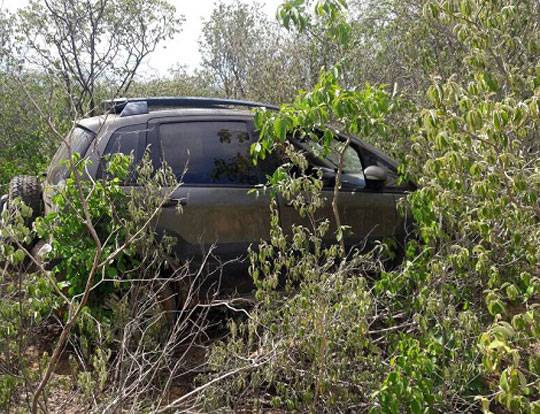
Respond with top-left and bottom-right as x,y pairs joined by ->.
200,145 -> 386,411
197,1 -> 539,412
0,152 -> 220,412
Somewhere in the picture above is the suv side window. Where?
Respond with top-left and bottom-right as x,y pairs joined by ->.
305,139 -> 364,172
159,121 -> 262,186
97,123 -> 147,180
48,126 -> 94,184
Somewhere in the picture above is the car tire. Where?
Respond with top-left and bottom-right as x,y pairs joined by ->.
8,175 -> 43,227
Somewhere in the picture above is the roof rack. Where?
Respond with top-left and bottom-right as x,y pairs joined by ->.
102,97 -> 279,117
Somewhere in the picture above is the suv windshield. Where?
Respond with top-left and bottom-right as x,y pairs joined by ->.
47,127 -> 95,184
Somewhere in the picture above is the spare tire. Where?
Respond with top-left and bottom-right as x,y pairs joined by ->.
8,175 -> 43,226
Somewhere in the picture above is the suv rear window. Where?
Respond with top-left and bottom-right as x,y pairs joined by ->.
97,123 -> 147,180
159,121 -> 261,186
47,126 -> 94,184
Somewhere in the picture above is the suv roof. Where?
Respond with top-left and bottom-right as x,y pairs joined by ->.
79,97 -> 278,134
103,96 -> 279,116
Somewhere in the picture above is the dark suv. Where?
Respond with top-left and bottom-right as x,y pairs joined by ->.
3,97 -> 414,294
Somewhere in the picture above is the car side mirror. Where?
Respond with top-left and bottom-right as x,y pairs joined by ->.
364,165 -> 387,190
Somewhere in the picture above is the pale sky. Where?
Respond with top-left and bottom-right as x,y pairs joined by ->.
0,0 -> 284,76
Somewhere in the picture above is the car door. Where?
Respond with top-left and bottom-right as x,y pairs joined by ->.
148,116 -> 273,293
278,138 -> 398,251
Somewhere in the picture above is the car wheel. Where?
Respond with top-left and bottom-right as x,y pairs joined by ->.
8,175 -> 43,227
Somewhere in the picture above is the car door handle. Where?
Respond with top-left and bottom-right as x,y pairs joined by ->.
162,198 -> 187,208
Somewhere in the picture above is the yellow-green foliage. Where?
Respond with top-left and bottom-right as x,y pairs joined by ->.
201,0 -> 539,413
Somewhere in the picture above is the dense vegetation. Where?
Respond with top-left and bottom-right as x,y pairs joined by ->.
0,0 -> 538,413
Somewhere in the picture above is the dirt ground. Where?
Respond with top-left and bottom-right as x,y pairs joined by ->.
8,311 -> 229,414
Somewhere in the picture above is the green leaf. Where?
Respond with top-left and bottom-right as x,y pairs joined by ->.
499,369 -> 510,392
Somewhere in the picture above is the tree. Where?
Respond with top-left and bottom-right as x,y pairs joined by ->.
126,64 -> 218,98
0,9 -> 11,65
201,1 -> 329,104
16,0 -> 182,116
200,1 -> 272,100
0,73 -> 70,183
